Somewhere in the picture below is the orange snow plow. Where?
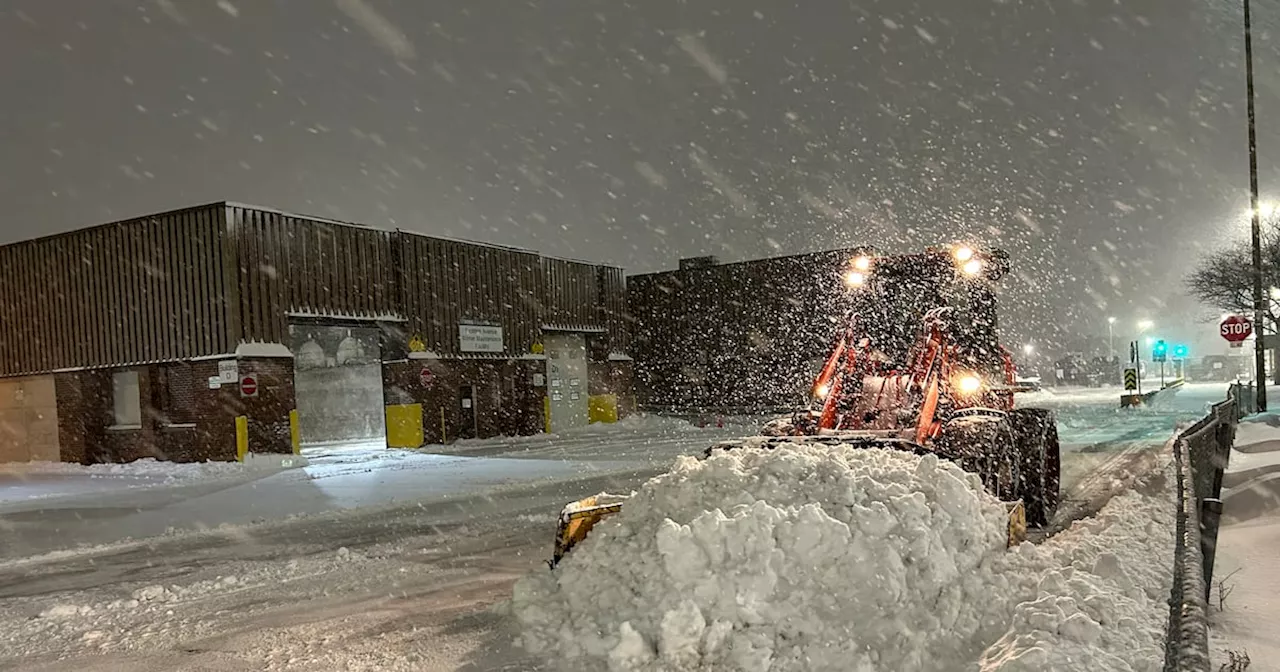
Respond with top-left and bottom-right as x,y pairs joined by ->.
548,246 -> 1055,568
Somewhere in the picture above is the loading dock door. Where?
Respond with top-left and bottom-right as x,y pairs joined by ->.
291,325 -> 386,446
545,333 -> 589,433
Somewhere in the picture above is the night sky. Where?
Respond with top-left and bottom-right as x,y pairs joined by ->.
2,0 -> 1278,352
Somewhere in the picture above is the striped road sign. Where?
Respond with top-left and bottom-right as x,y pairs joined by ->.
1123,368 -> 1138,391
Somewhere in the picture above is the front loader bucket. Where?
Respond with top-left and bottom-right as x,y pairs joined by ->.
549,494 -> 629,569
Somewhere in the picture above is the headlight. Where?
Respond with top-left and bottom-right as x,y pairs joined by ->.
955,374 -> 982,395
953,245 -> 975,263
815,383 -> 831,399
844,271 -> 866,287
852,255 -> 872,272
960,259 -> 983,276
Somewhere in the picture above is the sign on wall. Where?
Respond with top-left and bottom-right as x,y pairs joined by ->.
218,360 -> 238,384
240,375 -> 259,398
459,325 -> 504,352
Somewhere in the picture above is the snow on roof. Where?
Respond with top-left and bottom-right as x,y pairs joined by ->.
285,309 -> 407,323
541,323 -> 608,333
409,350 -> 546,361
234,341 -> 293,358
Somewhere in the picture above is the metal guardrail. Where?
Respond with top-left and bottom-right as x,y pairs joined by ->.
1163,382 -> 1249,671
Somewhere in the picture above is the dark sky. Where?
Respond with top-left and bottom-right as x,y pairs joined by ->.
1,0 -> 1278,351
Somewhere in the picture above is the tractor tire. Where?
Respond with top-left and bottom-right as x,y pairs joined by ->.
1008,407 -> 1062,527
937,416 -> 1020,502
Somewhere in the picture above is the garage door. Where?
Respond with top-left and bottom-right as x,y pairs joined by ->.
545,333 -> 589,433
0,376 -> 60,463
291,325 -> 386,446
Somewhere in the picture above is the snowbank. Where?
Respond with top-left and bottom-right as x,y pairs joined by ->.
513,444 -> 1175,672
0,458 -> 247,481
1211,411 -> 1280,663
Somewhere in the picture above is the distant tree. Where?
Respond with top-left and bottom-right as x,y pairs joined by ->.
1187,223 -> 1280,383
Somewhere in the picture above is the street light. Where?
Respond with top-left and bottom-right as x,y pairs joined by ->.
1138,320 -> 1154,332
1245,0 -> 1268,410
1023,343 -> 1034,356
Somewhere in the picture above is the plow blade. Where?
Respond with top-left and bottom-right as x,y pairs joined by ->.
550,494 -> 628,568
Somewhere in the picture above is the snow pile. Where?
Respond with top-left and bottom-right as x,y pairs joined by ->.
512,444 -> 1176,672
978,472 -> 1176,671
513,445 -> 1012,671
0,457 -> 248,482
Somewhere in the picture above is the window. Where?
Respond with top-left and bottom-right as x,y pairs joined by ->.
112,370 -> 141,427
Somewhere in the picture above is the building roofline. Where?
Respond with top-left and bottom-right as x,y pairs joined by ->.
1,200 -> 624,271
626,247 -> 861,279
0,201 -> 233,248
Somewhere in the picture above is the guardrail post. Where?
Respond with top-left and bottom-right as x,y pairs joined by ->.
1200,497 -> 1224,602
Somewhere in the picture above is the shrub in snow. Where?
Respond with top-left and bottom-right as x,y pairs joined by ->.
512,444 -> 1176,672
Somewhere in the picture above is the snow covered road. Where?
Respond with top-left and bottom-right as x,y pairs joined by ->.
0,387 -> 1225,671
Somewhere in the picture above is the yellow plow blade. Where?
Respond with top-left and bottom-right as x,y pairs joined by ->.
1006,500 -> 1027,547
550,494 -> 628,568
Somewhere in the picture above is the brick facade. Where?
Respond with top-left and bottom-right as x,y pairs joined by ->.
50,357 -> 295,465
384,358 -> 544,444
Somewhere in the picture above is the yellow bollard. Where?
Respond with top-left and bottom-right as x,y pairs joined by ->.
235,415 -> 248,462
289,410 -> 301,454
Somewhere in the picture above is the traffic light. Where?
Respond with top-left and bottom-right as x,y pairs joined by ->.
1172,344 -> 1188,360
1153,340 -> 1168,363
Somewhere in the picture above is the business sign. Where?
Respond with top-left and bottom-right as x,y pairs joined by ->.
459,325 -> 504,352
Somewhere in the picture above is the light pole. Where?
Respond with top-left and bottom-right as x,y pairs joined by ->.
1137,320 -> 1153,377
1245,0 -> 1269,410
1107,316 -> 1116,359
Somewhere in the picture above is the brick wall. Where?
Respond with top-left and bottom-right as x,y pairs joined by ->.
51,358 -> 292,464
384,358 -> 542,445
231,357 -> 296,454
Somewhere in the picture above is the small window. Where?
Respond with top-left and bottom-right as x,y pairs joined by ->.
112,370 -> 141,427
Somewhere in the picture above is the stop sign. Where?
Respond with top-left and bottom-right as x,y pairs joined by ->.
1220,315 -> 1254,344
239,375 -> 259,398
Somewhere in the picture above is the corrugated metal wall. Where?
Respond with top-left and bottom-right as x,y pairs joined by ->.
394,232 -> 543,355
0,204 -> 234,377
0,203 -> 629,376
227,205 -> 398,344
628,250 -> 852,410
541,258 -> 602,328
597,265 -> 629,352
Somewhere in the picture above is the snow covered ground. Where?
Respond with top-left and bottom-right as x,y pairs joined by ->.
0,393 -> 1205,671
1211,410 -> 1280,669
514,444 -> 1177,672
0,418 -> 742,561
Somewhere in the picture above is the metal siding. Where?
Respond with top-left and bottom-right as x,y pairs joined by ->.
222,206 -> 398,344
0,204 -> 234,376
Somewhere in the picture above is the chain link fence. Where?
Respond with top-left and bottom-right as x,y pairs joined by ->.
1164,382 -> 1251,671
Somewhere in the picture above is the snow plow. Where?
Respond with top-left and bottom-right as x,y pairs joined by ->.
549,245 -> 1059,568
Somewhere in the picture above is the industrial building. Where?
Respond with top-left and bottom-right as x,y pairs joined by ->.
0,202 -> 632,464
627,251 -> 855,413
